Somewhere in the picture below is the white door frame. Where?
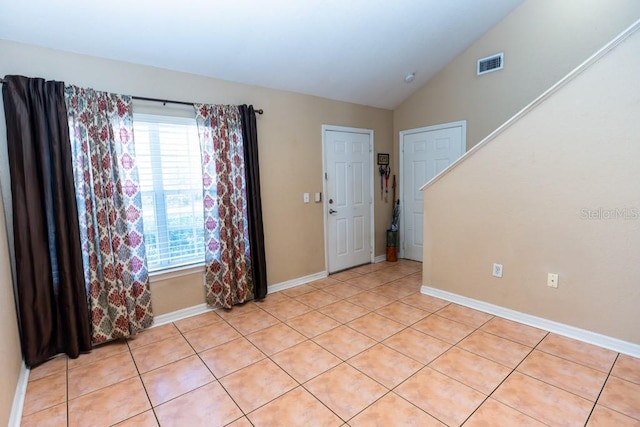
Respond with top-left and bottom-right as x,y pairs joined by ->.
399,120 -> 466,258
322,124 -> 375,273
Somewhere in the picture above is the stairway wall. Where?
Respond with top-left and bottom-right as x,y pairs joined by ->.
421,25 -> 640,344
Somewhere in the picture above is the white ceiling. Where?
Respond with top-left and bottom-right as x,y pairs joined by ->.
0,0 -> 523,109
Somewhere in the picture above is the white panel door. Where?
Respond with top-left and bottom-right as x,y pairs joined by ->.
401,123 -> 465,261
325,129 -> 372,273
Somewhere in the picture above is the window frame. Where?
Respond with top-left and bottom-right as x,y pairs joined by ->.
133,111 -> 206,275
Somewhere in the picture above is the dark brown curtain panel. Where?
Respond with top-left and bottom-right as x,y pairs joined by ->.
238,105 -> 268,300
2,75 -> 91,367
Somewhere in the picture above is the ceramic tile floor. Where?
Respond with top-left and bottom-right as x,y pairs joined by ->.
21,259 -> 640,426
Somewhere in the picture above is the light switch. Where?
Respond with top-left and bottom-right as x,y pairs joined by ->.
314,192 -> 322,202
303,193 -> 310,203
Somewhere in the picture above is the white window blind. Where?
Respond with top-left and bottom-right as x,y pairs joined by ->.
133,113 -> 205,271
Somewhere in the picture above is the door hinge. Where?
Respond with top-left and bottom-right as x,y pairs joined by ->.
324,172 -> 328,180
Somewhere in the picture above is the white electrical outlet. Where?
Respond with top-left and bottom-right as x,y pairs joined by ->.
547,273 -> 559,288
492,263 -> 503,278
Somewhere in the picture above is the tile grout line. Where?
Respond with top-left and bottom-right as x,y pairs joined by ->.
219,314 -> 342,423
338,336 -> 424,422
532,345 -> 616,375
520,331 -> 617,402
238,265 -> 421,424
328,293 -> 468,425
262,298 -> 388,423
457,329 -> 543,426
64,337 -> 160,425
421,319 -> 493,426
387,389 -> 450,426
137,322 -> 229,421
296,343 -> 395,423
404,306 -> 583,425
480,327 -> 613,426
581,352 -> 620,426
260,361 -> 344,424
175,316 -> 253,425
124,335 -> 162,426
477,325 -> 547,349
182,296 -> 352,424
52,341 -> 144,426
513,368 -> 606,404
297,288 -> 423,422
175,312 -> 302,426
19,358 -> 68,422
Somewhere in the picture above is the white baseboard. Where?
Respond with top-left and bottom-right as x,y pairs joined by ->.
153,271 -> 329,327
268,271 -> 328,293
8,361 -> 28,427
421,285 -> 640,358
374,255 -> 386,263
153,303 -> 211,327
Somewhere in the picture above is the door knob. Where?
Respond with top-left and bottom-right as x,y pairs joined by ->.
329,209 -> 337,214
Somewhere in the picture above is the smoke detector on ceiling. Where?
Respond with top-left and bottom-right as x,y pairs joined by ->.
477,52 -> 504,75
404,72 -> 416,83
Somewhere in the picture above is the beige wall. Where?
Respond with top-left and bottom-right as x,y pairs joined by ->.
0,39 -> 393,317
422,25 -> 640,344
0,191 -> 22,426
394,0 -> 640,154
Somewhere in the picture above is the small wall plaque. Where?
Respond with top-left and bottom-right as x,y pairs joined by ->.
377,153 -> 389,165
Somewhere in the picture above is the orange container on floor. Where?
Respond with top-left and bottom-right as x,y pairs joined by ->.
386,246 -> 398,262
386,230 -> 398,262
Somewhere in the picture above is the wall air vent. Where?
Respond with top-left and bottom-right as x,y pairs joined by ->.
477,52 -> 504,75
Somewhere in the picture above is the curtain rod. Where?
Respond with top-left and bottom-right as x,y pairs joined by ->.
0,79 -> 263,115
132,95 -> 264,115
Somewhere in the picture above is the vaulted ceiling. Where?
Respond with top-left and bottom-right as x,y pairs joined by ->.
0,0 -> 523,109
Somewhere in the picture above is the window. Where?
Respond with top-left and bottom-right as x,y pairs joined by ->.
133,114 -> 205,271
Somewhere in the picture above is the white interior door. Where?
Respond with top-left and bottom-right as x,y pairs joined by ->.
324,127 -> 373,273
401,122 -> 465,261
